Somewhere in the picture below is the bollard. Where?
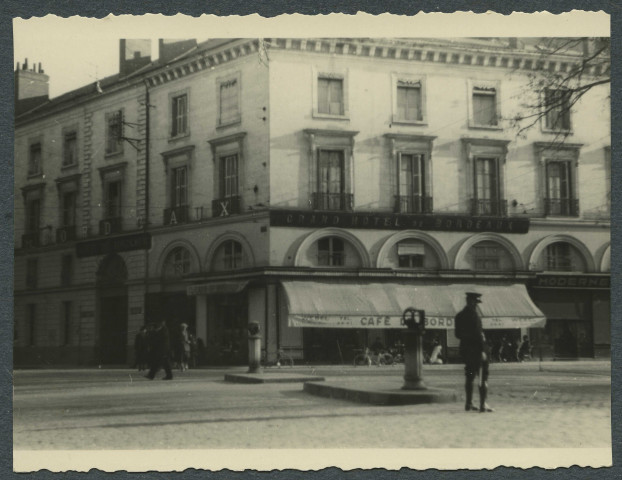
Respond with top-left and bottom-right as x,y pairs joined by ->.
247,322 -> 261,374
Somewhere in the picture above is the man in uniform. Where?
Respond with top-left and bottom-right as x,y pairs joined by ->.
454,292 -> 493,413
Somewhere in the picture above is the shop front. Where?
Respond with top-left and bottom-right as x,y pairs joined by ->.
187,281 -> 250,366
281,280 -> 546,364
528,274 -> 610,359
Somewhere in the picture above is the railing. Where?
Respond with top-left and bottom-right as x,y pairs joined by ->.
56,225 -> 77,243
544,198 -> 580,217
311,192 -> 354,211
21,232 -> 40,248
99,217 -> 123,235
470,198 -> 507,216
212,196 -> 242,217
394,195 -> 433,214
163,205 -> 189,225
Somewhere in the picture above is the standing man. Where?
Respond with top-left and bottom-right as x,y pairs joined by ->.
454,292 -> 493,413
145,319 -> 173,380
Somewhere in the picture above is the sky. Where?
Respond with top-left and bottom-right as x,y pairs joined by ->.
13,12 -> 609,99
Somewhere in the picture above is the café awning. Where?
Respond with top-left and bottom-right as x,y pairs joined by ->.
281,280 -> 546,329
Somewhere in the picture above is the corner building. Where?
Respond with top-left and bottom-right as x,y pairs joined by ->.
14,38 -> 610,366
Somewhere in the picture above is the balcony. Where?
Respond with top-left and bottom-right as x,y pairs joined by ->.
394,195 -> 433,214
311,192 -> 354,211
470,198 -> 507,216
56,225 -> 77,243
163,205 -> 189,225
99,217 -> 123,235
544,198 -> 580,217
21,232 -> 40,248
212,196 -> 242,217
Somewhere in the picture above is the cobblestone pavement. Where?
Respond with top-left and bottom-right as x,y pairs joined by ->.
13,361 -> 611,452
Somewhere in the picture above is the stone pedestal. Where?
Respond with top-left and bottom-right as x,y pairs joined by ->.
402,330 -> 426,390
247,334 -> 261,373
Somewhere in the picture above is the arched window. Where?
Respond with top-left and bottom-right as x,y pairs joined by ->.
317,236 -> 344,266
466,240 -> 514,272
223,240 -> 243,270
211,240 -> 244,271
163,247 -> 191,278
543,242 -> 586,272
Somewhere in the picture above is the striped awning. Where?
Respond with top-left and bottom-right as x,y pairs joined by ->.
281,280 -> 546,330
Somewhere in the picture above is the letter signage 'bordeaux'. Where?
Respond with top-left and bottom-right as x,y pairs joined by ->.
269,210 -> 529,234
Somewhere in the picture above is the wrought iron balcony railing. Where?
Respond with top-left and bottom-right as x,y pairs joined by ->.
394,195 -> 433,214
163,205 -> 189,225
56,225 -> 77,243
21,232 -> 40,248
470,198 -> 508,216
212,196 -> 242,217
544,198 -> 580,217
311,192 -> 354,211
99,217 -> 123,235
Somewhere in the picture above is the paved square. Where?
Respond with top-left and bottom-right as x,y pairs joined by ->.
13,361 -> 610,452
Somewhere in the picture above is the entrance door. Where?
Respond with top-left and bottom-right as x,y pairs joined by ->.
99,295 -> 128,364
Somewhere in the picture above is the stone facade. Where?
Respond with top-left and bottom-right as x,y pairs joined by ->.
14,38 -> 610,366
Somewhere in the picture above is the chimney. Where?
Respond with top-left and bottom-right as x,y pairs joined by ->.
158,39 -> 198,64
14,58 -> 50,110
119,39 -> 152,77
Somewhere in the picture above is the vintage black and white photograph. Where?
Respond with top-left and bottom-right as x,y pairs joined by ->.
12,12 -> 612,472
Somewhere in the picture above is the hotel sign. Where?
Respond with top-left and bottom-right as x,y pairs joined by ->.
270,210 -> 529,234
76,233 -> 152,258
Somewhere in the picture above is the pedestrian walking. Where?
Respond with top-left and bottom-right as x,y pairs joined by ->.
178,323 -> 191,371
133,326 -> 149,371
145,319 -> 173,380
454,292 -> 493,413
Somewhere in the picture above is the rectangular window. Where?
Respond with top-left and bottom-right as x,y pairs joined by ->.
473,87 -> 498,126
317,150 -> 346,210
62,191 -> 76,227
105,180 -> 122,218
397,241 -> 425,268
25,197 -> 41,234
544,88 -> 571,131
546,161 -> 574,215
318,237 -> 345,266
61,254 -> 73,286
172,94 -> 188,136
26,258 -> 38,289
63,131 -> 77,166
474,157 -> 502,215
28,304 -> 36,346
171,166 -> 188,207
398,153 -> 427,213
474,244 -> 500,270
28,142 -> 42,176
106,110 -> 124,154
219,79 -> 240,126
546,243 -> 573,271
318,78 -> 344,115
220,154 -> 239,198
397,84 -> 422,122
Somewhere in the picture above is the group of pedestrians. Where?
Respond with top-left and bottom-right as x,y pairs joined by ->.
134,320 -> 199,380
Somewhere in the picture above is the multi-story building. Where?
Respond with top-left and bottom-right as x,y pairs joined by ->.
14,37 -> 610,366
